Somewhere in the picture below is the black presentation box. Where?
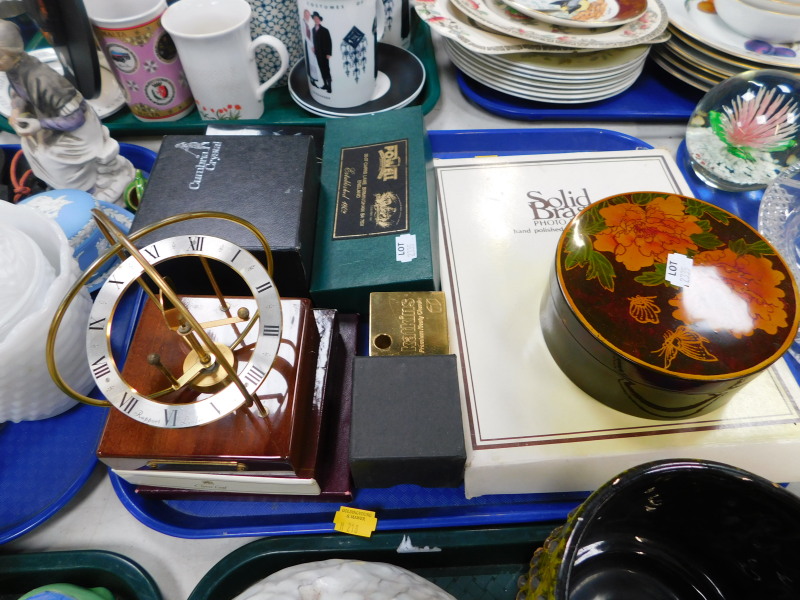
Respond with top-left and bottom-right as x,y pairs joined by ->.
349,354 -> 466,488
130,134 -> 319,297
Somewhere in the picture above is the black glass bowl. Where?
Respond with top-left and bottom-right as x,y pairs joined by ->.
519,459 -> 800,599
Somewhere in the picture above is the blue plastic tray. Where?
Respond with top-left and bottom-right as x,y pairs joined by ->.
97,127 -> 800,539
0,404 -> 107,544
455,61 -> 704,122
109,127 -> 657,539
0,143 -> 155,545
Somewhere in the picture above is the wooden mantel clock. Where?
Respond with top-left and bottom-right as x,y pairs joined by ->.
47,210 -> 320,475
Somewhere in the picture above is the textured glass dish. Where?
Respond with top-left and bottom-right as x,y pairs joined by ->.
758,161 -> 800,362
685,69 -> 800,191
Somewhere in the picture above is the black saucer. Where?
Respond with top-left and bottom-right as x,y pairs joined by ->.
288,43 -> 425,117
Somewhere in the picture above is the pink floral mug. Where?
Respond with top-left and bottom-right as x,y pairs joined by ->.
83,0 -> 195,121
162,0 -> 288,120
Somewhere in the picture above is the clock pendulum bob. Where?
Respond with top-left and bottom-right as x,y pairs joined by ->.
95,296 -> 321,475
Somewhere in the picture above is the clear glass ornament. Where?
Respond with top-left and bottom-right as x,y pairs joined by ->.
685,69 -> 800,192
758,160 -> 800,362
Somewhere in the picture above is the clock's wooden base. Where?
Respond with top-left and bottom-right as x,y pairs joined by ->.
97,297 -> 323,477
130,313 -> 357,500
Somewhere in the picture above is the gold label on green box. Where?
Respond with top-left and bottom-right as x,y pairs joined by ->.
332,139 -> 410,239
369,292 -> 449,356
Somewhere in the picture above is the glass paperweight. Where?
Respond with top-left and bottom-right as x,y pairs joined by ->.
686,69 -> 800,192
758,161 -> 800,362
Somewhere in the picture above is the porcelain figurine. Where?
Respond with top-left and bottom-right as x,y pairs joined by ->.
0,20 -> 134,204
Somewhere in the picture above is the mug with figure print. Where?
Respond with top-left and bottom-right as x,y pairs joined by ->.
296,0 -> 385,108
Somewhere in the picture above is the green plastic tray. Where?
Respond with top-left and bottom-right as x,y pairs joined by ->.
0,550 -> 161,600
1,21 -> 440,136
188,523 -> 560,600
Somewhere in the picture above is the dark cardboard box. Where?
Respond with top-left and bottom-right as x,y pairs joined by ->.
130,134 -> 319,297
310,106 -> 439,315
349,354 -> 465,488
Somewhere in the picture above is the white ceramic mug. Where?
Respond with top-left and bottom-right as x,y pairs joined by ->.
296,0 -> 385,109
82,0 -> 195,121
162,0 -> 289,120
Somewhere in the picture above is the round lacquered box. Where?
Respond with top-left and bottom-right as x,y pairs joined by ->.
541,191 -> 800,420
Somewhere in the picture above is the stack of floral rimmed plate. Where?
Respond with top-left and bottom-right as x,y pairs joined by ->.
655,0 -> 800,91
415,0 -> 670,103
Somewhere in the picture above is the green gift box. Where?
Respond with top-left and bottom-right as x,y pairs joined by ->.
310,106 -> 439,314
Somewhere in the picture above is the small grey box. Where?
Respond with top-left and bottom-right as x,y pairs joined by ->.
349,354 -> 465,488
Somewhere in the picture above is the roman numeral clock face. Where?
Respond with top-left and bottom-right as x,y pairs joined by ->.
85,234 -> 282,428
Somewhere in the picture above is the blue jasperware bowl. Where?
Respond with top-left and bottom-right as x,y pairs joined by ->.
20,189 -> 133,292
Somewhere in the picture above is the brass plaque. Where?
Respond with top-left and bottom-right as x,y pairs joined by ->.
369,292 -> 449,356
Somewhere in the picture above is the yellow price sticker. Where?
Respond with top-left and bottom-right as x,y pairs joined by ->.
333,506 -> 378,538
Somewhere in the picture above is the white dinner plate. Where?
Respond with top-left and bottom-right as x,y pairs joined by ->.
446,42 -> 645,101
450,56 -> 644,98
469,42 -> 650,78
444,38 -> 648,88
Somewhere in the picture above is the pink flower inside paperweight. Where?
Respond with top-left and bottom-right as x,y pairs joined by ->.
685,69 -> 800,192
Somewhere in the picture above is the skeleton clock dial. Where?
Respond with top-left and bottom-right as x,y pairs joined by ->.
48,210 -> 283,429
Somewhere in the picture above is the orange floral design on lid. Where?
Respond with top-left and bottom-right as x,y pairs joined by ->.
556,191 -> 799,379
593,195 -> 705,272
670,247 -> 789,337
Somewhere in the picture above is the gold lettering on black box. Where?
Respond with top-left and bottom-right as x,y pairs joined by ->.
332,139 -> 409,239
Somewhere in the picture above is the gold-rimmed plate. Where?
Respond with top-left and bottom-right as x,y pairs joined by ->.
651,48 -> 715,91
665,31 -> 740,76
668,25 -> 800,73
658,41 -> 731,79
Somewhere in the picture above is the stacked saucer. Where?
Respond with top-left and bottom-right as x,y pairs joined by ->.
416,0 -> 669,103
654,0 -> 800,90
